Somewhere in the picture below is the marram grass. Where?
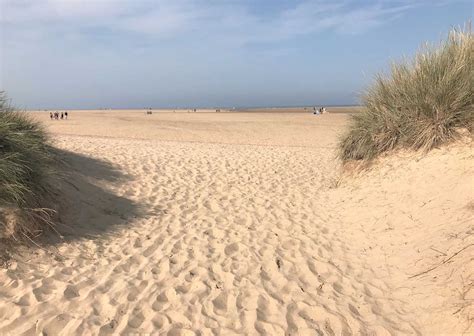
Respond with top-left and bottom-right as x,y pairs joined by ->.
340,25 -> 473,161
0,92 -> 55,240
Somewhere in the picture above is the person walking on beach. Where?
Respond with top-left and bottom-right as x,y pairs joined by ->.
60,112 -> 64,120
50,112 -> 53,120
65,111 -> 68,119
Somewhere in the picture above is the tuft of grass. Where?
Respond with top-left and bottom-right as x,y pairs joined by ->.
340,24 -> 473,161
0,92 -> 56,240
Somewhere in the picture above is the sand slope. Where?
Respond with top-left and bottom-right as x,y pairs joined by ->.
0,112 -> 472,335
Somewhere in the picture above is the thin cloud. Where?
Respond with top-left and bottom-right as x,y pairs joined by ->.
1,0 -> 460,44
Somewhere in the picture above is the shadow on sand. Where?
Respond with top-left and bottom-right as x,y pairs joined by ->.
42,148 -> 149,245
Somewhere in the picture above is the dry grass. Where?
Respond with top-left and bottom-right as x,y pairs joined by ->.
340,24 -> 473,161
0,92 -> 56,240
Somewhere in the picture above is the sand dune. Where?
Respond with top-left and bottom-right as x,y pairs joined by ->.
0,111 -> 472,335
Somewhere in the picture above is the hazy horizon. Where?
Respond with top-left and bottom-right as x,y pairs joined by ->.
1,0 -> 471,109
25,104 -> 363,111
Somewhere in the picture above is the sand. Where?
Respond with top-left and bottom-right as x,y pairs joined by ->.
0,110 -> 472,335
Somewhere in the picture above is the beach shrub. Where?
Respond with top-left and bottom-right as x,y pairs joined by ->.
0,92 -> 55,239
340,25 -> 473,161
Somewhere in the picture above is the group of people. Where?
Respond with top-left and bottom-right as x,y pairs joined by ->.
50,111 -> 68,120
313,107 -> 327,115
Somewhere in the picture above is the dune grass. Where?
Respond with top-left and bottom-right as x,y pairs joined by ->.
340,25 -> 473,161
0,92 -> 56,240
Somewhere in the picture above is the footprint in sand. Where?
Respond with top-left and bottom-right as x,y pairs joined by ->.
224,242 -> 240,256
64,285 -> 80,299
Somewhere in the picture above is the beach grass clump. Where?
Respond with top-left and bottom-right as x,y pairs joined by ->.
0,92 -> 55,240
340,25 -> 473,161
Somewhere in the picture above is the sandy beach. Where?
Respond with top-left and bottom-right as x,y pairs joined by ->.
0,110 -> 472,335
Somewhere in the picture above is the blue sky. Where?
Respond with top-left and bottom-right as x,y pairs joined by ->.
0,0 -> 472,109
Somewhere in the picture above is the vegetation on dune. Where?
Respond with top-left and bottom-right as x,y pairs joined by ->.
340,25 -> 473,161
0,92 -> 55,240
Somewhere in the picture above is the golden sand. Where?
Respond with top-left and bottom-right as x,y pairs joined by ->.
0,110 -> 472,335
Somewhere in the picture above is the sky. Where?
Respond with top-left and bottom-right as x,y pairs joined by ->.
0,0 -> 472,109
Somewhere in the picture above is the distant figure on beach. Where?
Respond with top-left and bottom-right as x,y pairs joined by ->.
65,111 -> 68,119
50,112 -> 53,120
60,112 -> 64,120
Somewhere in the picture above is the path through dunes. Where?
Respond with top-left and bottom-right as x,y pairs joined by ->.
0,112 -> 472,335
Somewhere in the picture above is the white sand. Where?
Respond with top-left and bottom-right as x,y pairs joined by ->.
0,111 -> 472,335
